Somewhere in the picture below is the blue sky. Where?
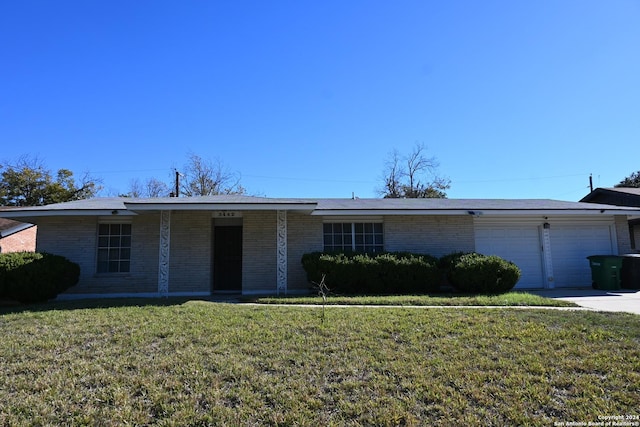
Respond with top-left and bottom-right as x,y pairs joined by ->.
2,0 -> 639,200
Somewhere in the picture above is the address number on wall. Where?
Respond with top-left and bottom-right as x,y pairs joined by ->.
214,211 -> 243,218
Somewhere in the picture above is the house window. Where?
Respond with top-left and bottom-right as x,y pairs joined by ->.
97,223 -> 132,273
323,222 -> 384,253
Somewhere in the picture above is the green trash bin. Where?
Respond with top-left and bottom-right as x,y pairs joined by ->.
587,255 -> 622,290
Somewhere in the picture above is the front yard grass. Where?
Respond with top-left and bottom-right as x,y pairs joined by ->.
249,291 -> 578,307
1,301 -> 638,425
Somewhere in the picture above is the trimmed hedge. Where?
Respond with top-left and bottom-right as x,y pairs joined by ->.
0,252 -> 80,304
447,252 -> 521,294
301,252 -> 441,294
302,251 -> 522,296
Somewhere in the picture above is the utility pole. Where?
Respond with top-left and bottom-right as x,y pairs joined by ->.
174,170 -> 180,197
589,173 -> 593,193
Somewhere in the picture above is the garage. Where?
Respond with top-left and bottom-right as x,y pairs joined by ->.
475,220 -> 545,289
475,217 -> 618,289
550,221 -> 616,288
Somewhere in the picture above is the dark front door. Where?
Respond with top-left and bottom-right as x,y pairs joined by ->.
213,226 -> 243,292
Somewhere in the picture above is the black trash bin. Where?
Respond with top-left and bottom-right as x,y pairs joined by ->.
621,254 -> 640,290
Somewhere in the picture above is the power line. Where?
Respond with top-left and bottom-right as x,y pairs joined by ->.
451,173 -> 588,185
92,168 -> 170,175
242,174 -> 375,184
92,168 -> 594,188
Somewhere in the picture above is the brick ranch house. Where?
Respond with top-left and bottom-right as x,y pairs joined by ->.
0,196 -> 638,299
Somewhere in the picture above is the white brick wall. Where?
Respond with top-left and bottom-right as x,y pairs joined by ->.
287,213 -> 323,292
35,210 -> 631,297
169,211 -> 211,293
242,211 -> 277,294
37,215 -> 159,295
615,215 -> 633,254
384,215 -> 475,256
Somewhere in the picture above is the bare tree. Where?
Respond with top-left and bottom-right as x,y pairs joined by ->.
126,179 -> 144,198
146,178 -> 170,197
377,143 -> 450,198
181,154 -> 246,196
122,178 -> 170,198
381,149 -> 404,198
120,154 -> 245,198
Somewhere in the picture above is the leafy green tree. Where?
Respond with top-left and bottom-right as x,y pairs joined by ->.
378,144 -> 450,198
0,156 -> 100,206
615,171 -> 640,188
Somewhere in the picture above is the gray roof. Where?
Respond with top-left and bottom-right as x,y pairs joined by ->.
315,198 -> 622,211
0,208 -> 35,236
0,196 -> 316,212
0,195 -> 639,220
1,198 -> 131,211
581,187 -> 640,200
601,187 -> 640,196
0,218 -> 23,233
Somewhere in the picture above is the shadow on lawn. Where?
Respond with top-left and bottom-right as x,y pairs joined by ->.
0,296 -> 224,315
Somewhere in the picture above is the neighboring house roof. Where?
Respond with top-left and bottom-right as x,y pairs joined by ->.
0,209 -> 36,238
1,196 -> 639,221
581,187 -> 640,207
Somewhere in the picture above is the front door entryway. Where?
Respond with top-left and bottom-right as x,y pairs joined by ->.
213,225 -> 243,292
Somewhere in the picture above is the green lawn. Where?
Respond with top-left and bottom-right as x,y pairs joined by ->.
1,301 -> 638,426
249,291 -> 578,307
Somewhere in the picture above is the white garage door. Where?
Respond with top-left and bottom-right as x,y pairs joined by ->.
475,224 -> 545,289
550,224 -> 615,288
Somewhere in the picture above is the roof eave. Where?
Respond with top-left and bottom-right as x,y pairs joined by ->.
124,202 -> 318,212
0,223 -> 35,238
0,210 -> 138,219
312,209 -> 640,216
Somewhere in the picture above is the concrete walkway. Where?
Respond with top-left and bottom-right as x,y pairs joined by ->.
209,289 -> 640,315
532,288 -> 640,315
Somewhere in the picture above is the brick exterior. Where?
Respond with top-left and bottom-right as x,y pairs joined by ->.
287,213 -> 323,292
37,215 -> 159,295
286,214 -> 475,291
169,211 -> 211,293
615,215 -> 633,254
26,208 -> 634,297
242,211 -> 277,294
0,226 -> 36,253
383,215 -> 475,256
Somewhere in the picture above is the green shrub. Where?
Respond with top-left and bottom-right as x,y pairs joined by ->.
437,251 -> 470,271
301,252 -> 441,294
448,253 -> 521,294
0,252 -> 80,303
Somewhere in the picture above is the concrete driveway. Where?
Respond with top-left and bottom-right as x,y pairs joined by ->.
533,288 -> 640,315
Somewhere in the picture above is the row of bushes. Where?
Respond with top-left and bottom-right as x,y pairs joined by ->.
302,251 -> 521,295
302,252 -> 442,294
0,252 -> 80,304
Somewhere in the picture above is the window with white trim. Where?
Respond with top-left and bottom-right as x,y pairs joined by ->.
97,223 -> 132,273
323,222 -> 384,253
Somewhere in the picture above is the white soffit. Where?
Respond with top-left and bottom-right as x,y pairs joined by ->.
311,209 -> 640,216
